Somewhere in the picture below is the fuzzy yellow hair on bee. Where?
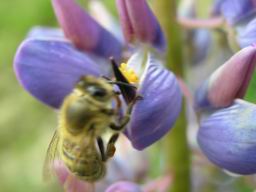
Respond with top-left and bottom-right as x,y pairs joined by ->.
43,75 -> 140,184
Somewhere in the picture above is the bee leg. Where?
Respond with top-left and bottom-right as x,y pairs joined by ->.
110,95 -> 143,131
114,94 -> 122,114
106,133 -> 119,159
101,75 -> 111,81
97,137 -> 107,161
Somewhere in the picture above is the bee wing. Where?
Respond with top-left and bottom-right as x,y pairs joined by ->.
43,129 -> 60,181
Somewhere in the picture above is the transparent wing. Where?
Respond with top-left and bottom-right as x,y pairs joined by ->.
43,129 -> 60,181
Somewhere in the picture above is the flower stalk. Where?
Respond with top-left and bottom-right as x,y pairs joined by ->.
153,0 -> 191,192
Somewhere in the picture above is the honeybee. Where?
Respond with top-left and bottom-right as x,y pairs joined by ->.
44,71 -> 140,185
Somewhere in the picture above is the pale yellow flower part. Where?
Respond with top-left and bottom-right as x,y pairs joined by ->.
119,63 -> 139,84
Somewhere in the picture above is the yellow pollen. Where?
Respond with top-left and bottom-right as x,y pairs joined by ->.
119,63 -> 139,84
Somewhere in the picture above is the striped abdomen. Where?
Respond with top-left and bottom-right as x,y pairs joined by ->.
61,139 -> 106,182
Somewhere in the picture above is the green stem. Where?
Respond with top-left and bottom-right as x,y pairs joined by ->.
153,1 -> 191,192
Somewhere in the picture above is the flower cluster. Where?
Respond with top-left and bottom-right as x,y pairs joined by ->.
195,1 -> 256,174
212,0 -> 256,48
13,0 -> 181,191
176,0 -> 256,176
13,0 -> 256,191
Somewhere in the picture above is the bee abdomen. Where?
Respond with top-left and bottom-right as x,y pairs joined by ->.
61,145 -> 106,182
64,157 -> 106,182
73,159 -> 106,182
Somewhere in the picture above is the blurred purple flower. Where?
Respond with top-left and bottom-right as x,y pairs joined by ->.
116,0 -> 165,50
189,29 -> 211,65
237,18 -> 256,48
212,0 -> 256,25
106,181 -> 142,192
195,45 -> 256,109
198,99 -> 256,175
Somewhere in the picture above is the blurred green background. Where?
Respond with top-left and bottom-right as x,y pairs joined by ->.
0,0 -> 60,191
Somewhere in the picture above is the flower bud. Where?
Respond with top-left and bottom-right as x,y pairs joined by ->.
116,0 -> 165,50
52,0 -> 122,60
195,46 -> 256,109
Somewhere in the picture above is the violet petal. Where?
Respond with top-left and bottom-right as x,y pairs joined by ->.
27,26 -> 65,40
14,39 -> 101,108
198,99 -> 256,174
127,54 -> 182,150
52,0 -> 122,60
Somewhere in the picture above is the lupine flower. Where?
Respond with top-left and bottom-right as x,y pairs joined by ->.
14,0 -> 181,150
198,99 -> 256,175
116,0 -> 165,50
14,39 -> 182,149
13,0 -> 182,190
195,45 -> 256,109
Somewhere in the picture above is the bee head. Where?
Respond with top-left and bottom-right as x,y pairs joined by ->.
75,76 -> 114,102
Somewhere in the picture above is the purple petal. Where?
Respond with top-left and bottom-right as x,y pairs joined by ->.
116,0 -> 165,50
127,54 -> 182,150
214,0 -> 256,25
198,99 -> 256,174
237,18 -> 256,48
105,181 -> 142,192
14,39 -> 101,108
52,0 -> 122,60
27,26 -> 65,40
195,46 -> 256,109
